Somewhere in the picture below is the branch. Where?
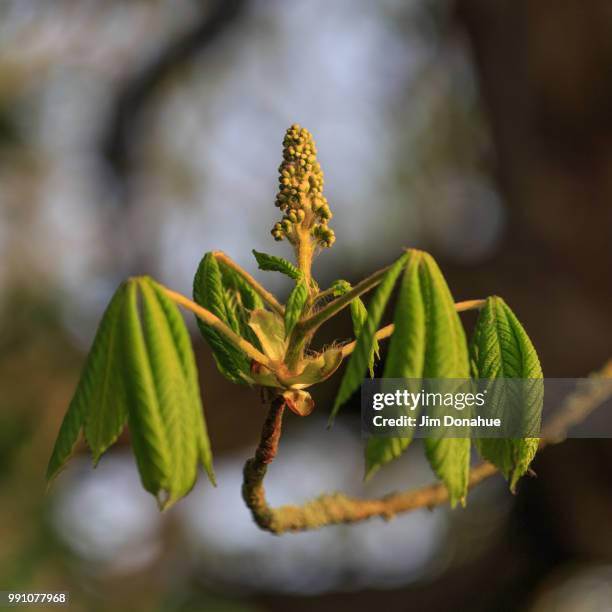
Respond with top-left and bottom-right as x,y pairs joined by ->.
103,0 -> 247,189
212,251 -> 284,316
242,361 -> 612,534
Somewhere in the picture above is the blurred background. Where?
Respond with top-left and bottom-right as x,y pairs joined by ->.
1,1 -> 611,610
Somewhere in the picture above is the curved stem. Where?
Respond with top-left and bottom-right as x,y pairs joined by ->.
340,299 -> 486,358
242,361 -> 612,534
212,251 -> 284,316
162,286 -> 274,368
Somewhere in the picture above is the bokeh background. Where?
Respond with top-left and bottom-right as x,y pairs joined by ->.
1,1 -> 612,611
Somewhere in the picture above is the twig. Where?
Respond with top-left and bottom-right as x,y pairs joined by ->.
241,361 -> 612,534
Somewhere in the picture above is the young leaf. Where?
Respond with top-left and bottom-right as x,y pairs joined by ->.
140,281 -> 198,496
470,296 -> 543,490
419,252 -> 471,507
193,253 -> 250,384
47,283 -> 128,482
83,287 -> 129,465
123,277 -> 215,509
248,309 -> 287,361
252,249 -> 302,281
364,252 -> 425,479
48,275 -> 216,509
332,280 -> 379,377
329,252 -> 409,424
279,347 -> 343,389
219,264 -> 265,349
284,280 -> 308,337
218,260 -> 264,311
120,280 -> 173,503
224,287 -> 262,351
149,280 -> 215,486
362,251 -> 471,503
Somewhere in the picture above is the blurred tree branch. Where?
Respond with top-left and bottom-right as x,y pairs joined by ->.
102,0 -> 247,194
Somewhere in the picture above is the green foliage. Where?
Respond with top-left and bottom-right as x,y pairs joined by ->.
284,280 -> 308,337
364,252 -> 424,480
248,309 -> 287,361
361,251 -> 471,505
332,280 -> 380,377
329,252 -> 410,424
470,296 -> 543,490
48,125 -> 545,518
218,261 -> 264,311
418,253 -> 471,506
47,277 -> 214,509
193,253 -> 250,384
252,250 -> 302,281
47,284 -> 128,482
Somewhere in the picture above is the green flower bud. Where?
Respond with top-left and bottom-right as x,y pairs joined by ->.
272,124 -> 335,249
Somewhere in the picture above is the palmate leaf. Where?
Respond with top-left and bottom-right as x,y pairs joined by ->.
332,280 -> 380,377
252,249 -> 302,281
329,252 -> 410,424
470,296 -> 543,490
193,253 -> 250,384
284,280 -> 308,338
363,251 -> 471,507
47,277 -> 215,510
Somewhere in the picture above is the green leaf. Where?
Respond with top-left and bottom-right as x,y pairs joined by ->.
280,347 -> 343,389
193,253 -> 250,384
123,278 -> 215,508
47,283 -> 128,482
218,261 -> 264,311
329,253 -> 409,424
149,281 -> 215,486
219,264 -> 265,349
140,281 -> 198,498
470,296 -> 543,490
121,279 -> 173,504
364,252 -> 425,479
332,280 -> 380,377
284,280 -> 308,338
83,289 -> 129,465
224,287 -> 262,351
362,251 -> 471,505
252,250 -> 302,280
47,277 -> 215,509
419,252 -> 471,507
248,309 -> 287,361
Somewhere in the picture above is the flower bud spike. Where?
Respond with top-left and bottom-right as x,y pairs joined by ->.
271,124 -> 336,283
